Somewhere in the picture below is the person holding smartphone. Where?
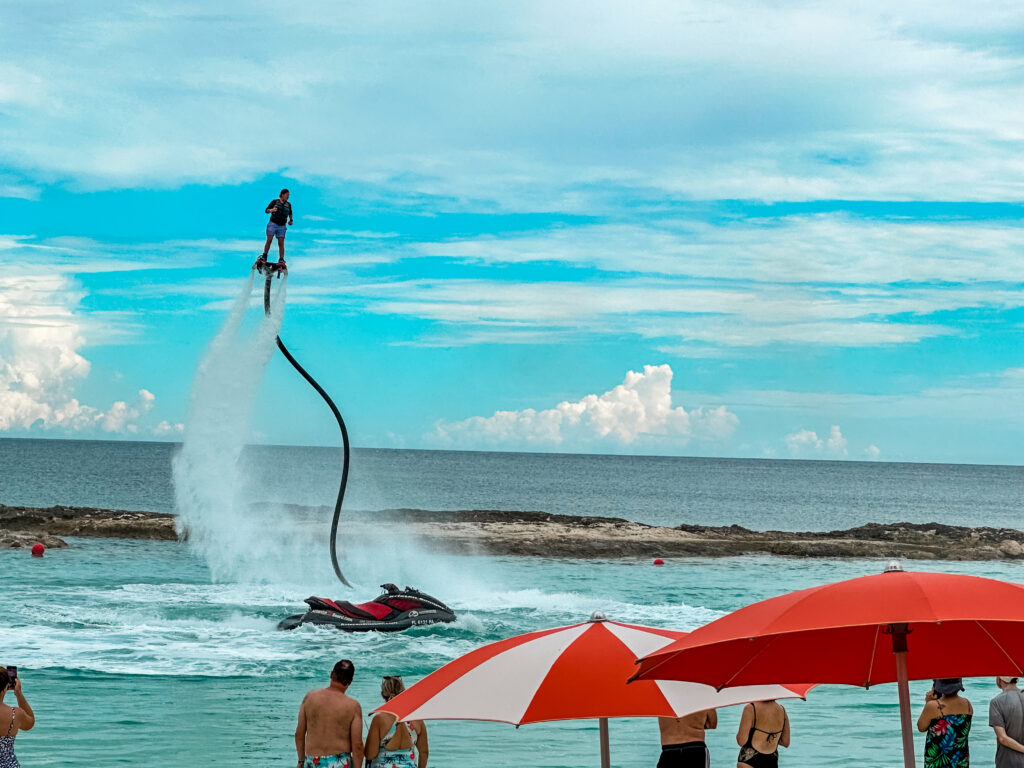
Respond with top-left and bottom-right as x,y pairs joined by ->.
1,666 -> 35,768
918,678 -> 972,768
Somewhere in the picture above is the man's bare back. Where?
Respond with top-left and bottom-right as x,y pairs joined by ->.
297,687 -> 363,760
659,709 -> 717,745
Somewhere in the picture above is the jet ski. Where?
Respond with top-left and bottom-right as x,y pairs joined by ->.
278,583 -> 456,632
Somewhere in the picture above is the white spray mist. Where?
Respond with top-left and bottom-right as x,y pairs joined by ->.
172,272 -> 288,581
171,272 -> 485,602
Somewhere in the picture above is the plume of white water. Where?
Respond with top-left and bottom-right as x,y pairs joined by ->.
172,272 -> 478,598
173,272 -> 288,582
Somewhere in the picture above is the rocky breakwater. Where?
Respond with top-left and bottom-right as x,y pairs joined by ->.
0,504 -> 177,549
4,503 -> 1024,561
376,510 -> 1024,561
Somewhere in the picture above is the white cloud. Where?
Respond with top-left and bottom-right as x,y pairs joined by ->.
785,429 -> 823,454
140,212 -> 1020,351
154,420 -> 185,437
825,425 -> 848,456
0,272 -> 165,434
864,444 -> 881,460
0,2 -> 1021,206
785,425 -> 849,457
99,389 -> 155,433
431,364 -> 737,450
302,276 -> 974,350
417,216 -> 1024,285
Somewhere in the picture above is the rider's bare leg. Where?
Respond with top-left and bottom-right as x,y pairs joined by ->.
277,236 -> 286,261
262,234 -> 274,258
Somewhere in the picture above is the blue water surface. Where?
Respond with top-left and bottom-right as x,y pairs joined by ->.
3,439 -> 1024,766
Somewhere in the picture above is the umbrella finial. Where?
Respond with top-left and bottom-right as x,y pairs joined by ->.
883,560 -> 904,573
590,611 -> 608,622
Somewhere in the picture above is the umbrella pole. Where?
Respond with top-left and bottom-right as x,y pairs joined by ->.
895,648 -> 917,768
599,717 -> 610,768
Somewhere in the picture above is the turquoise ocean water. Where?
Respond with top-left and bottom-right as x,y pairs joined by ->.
2,438 -> 1024,766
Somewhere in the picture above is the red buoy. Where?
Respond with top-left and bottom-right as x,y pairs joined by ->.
653,558 -> 665,566
31,542 -> 45,557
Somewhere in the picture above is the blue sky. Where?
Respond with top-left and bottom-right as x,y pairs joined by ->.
1,1 -> 1023,463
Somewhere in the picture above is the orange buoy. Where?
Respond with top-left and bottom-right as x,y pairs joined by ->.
653,558 -> 665,566
31,542 -> 45,557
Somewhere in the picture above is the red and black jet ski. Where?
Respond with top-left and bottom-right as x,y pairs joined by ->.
278,583 -> 456,632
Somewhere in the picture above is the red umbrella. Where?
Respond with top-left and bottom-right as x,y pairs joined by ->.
633,563 -> 1024,768
379,612 -> 812,768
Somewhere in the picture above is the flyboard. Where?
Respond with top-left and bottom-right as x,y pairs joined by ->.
254,256 -> 456,632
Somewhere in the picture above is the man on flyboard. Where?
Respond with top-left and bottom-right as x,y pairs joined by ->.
256,188 -> 292,273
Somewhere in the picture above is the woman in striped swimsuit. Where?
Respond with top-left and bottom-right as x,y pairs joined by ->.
0,668 -> 35,768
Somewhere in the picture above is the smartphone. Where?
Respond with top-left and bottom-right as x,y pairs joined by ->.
5,666 -> 15,682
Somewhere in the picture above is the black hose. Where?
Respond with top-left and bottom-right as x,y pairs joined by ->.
263,270 -> 352,588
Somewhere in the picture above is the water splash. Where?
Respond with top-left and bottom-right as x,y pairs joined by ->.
172,272 -> 288,581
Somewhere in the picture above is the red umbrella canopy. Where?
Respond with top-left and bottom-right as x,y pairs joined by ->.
379,617 -> 811,724
634,568 -> 1024,688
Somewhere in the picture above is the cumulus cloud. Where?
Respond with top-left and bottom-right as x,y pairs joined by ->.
784,429 -> 823,453
864,444 -> 881,460
100,389 -> 155,434
432,364 -> 738,450
154,420 -> 185,437
825,424 -> 848,455
0,272 -> 164,435
785,425 -> 849,457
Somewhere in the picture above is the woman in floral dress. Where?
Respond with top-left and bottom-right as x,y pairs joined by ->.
917,678 -> 973,768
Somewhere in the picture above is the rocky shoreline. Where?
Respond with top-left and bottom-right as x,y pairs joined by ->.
3,503 -> 1024,561
0,504 -> 177,546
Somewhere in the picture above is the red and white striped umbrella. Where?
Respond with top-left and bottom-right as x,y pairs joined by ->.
378,613 -> 812,767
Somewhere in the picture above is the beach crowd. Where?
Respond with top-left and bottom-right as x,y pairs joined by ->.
283,659 -> 1024,768
4,664 -> 1024,766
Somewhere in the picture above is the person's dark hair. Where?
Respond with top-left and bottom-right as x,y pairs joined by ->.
0,667 -> 9,692
332,659 -> 355,685
280,188 -> 290,196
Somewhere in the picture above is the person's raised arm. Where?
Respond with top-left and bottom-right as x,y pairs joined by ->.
351,703 -> 365,768
917,696 -> 938,732
13,678 -> 34,731
704,709 -> 718,730
294,695 -> 308,767
736,703 -> 753,746
993,726 -> 1024,754
416,721 -> 429,768
779,707 -> 790,748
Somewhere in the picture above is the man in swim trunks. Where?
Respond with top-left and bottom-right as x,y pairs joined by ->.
260,188 -> 293,267
295,659 -> 364,768
657,709 -> 717,767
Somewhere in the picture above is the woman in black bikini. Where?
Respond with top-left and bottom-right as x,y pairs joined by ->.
735,699 -> 790,768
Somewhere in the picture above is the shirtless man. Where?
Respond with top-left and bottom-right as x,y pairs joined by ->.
295,659 -> 364,768
657,708 -> 717,768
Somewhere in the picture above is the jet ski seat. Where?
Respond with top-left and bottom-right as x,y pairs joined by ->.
304,596 -> 393,620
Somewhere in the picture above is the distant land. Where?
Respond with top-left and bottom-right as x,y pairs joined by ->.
4,503 -> 1024,561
